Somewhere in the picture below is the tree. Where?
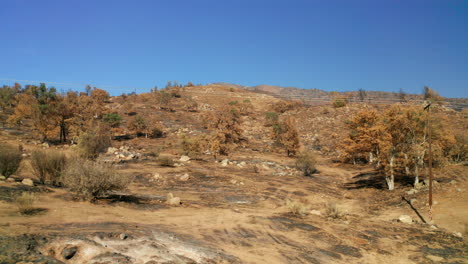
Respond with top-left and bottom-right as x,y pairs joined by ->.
398,88 -> 406,103
358,89 -> 367,102
423,86 -> 443,103
273,116 -> 300,157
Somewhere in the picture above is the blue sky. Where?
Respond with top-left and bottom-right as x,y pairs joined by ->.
0,0 -> 467,97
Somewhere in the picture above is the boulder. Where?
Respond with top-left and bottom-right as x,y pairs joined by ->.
398,215 -> 413,224
153,173 -> 161,180
309,210 -> 322,216
22,178 -> 34,186
0,175 -> 5,181
119,233 -> 128,240
107,147 -> 118,154
221,159 -> 229,167
6,178 -> 15,182
426,255 -> 444,262
406,189 -> 418,195
179,155 -> 190,162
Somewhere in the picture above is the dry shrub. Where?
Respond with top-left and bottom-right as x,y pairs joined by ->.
30,150 -> 67,185
0,144 -> 22,178
61,159 -> 129,200
325,202 -> 345,219
286,199 -> 309,216
272,101 -> 302,113
15,192 -> 36,215
296,151 -> 317,176
181,135 -> 206,159
76,125 -> 111,159
158,156 -> 175,167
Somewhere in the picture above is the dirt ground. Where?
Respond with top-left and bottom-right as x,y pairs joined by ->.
0,136 -> 466,263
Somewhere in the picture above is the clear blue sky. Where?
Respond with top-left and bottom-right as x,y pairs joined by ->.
1,0 -> 467,97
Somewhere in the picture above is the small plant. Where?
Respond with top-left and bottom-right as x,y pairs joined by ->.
150,127 -> 164,138
296,151 -> 317,176
30,150 -> 67,185
158,156 -> 175,167
0,144 -> 22,178
181,135 -> 205,159
332,98 -> 347,108
265,112 -> 279,126
228,101 -> 238,105
286,199 -> 309,216
61,159 -> 129,200
229,87 -> 234,92
15,192 -> 36,215
103,113 -> 123,128
76,126 -> 111,160
325,202 -> 345,219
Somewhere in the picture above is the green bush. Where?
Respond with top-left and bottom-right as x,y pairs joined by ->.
296,151 -> 317,176
61,159 -> 129,200
265,112 -> 279,126
103,113 -> 123,128
332,98 -> 347,108
76,127 -> 111,160
0,144 -> 22,178
30,150 -> 67,185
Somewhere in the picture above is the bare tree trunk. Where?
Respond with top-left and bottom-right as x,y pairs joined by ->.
404,154 -> 410,175
386,155 -> 395,190
414,165 -> 419,186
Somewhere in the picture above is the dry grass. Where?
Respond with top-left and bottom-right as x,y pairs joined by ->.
325,202 -> 345,219
61,159 -> 130,200
286,199 -> 309,216
30,150 -> 67,185
76,127 -> 111,160
15,192 -> 36,215
158,156 -> 175,167
0,144 -> 23,178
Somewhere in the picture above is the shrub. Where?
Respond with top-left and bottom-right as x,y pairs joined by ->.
286,199 -> 309,216
150,127 -> 164,138
76,126 -> 111,160
332,98 -> 347,108
103,113 -> 123,128
158,156 -> 175,167
30,150 -> 67,185
15,192 -> 36,215
228,101 -> 238,105
181,135 -> 205,159
296,151 -> 317,176
325,202 -> 345,219
0,144 -> 22,178
61,159 -> 128,200
265,112 -> 279,126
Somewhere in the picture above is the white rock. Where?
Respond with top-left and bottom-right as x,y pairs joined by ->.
309,210 -> 322,216
406,189 -> 418,195
240,161 -> 246,166
398,215 -> 413,224
179,155 -> 190,162
453,232 -> 463,238
179,173 -> 190,181
107,147 -> 118,154
22,178 -> 34,186
221,159 -> 229,167
230,179 -> 237,184
153,173 -> 161,180
0,175 -> 5,180
6,178 -> 15,182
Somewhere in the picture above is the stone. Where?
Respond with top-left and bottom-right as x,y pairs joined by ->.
410,199 -> 417,205
240,161 -> 246,166
453,232 -> 463,238
62,245 -> 78,260
426,255 -> 444,262
107,147 -> 118,154
42,142 -> 49,148
179,155 -> 190,162
406,189 -> 418,195
221,159 -> 229,167
166,193 -> 181,205
119,233 -> 128,240
21,153 -> 28,157
153,173 -> 161,180
179,173 -> 190,181
398,215 -> 413,224
429,225 -> 437,230
449,180 -> 457,185
309,210 -> 322,216
21,178 -> 34,186
7,178 -> 15,182
0,175 -> 5,181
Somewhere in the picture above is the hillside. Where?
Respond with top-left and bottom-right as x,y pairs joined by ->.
0,84 -> 466,264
